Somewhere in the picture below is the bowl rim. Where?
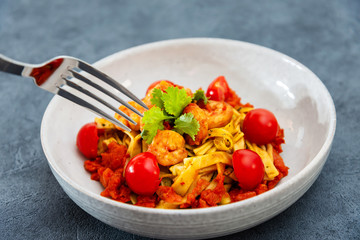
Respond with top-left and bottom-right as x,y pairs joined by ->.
41,37 -> 337,216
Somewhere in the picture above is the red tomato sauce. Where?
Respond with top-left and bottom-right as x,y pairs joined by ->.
136,195 -> 157,208
156,186 -> 183,203
226,88 -> 254,108
84,142 -> 131,203
80,77 -> 289,208
83,122 -> 288,208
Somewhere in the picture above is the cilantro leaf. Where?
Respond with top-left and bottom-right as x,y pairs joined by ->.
140,128 -> 159,145
192,89 -> 208,104
162,86 -> 192,117
141,106 -> 173,144
150,88 -> 164,109
173,113 -> 200,141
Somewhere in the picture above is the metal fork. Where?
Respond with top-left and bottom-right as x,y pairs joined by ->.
0,54 -> 148,132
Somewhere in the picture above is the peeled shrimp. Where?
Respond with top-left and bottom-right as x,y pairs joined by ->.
204,100 -> 233,129
114,101 -> 146,131
143,81 -> 193,108
147,130 -> 188,166
182,103 -> 208,145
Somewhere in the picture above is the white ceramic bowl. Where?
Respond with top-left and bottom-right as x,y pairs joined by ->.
41,38 -> 336,239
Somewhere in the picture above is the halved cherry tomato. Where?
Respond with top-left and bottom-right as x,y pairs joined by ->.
76,122 -> 99,159
125,152 -> 161,196
146,80 -> 175,94
206,76 -> 230,101
243,108 -> 278,145
232,149 -> 264,190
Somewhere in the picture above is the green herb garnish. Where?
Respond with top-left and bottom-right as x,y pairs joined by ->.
141,86 -> 202,144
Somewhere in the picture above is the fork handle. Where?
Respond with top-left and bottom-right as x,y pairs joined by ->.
0,54 -> 25,76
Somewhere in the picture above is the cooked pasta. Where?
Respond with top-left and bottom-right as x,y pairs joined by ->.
78,76 -> 288,209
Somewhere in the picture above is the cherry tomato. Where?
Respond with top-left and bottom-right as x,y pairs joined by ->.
232,149 -> 264,190
206,76 -> 230,101
243,108 -> 278,145
146,80 -> 175,94
76,122 -> 99,159
125,152 -> 161,196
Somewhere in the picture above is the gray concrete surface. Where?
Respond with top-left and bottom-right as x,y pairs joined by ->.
0,0 -> 359,239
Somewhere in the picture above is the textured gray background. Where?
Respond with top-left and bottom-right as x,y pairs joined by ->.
0,0 -> 359,239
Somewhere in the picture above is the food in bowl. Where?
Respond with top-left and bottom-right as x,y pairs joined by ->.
41,38 -> 336,238
76,76 -> 288,209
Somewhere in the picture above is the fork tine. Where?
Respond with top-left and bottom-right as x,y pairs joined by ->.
63,77 -> 137,125
77,61 -> 149,110
68,69 -> 144,118
57,87 -> 132,132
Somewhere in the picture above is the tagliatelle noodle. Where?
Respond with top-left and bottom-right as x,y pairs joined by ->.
81,80 -> 288,209
245,140 -> 279,180
172,152 -> 232,196
122,131 -> 142,158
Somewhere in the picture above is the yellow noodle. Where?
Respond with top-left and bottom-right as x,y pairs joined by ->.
130,193 -> 137,205
207,146 -> 218,154
102,102 -> 284,208
198,164 -> 217,174
246,140 -> 279,180
141,140 -> 148,152
97,135 -> 106,155
113,132 -> 123,145
185,144 -> 195,151
160,172 -> 175,179
239,107 -> 254,113
228,171 -> 238,181
266,143 -> 274,162
184,175 -> 201,196
94,117 -> 116,130
208,128 -> 234,152
199,172 -> 214,181
233,116 -> 241,126
102,137 -> 117,146
205,176 -> 218,190
187,151 -> 195,157
223,119 -> 236,134
123,135 -> 131,147
223,167 -> 233,176
193,140 -> 214,156
216,163 -> 225,175
169,162 -> 185,176
123,131 -> 142,158
220,190 -> 232,205
233,132 -> 244,143
172,152 -> 232,196
223,176 -> 233,184
239,112 -> 247,121
224,184 -> 232,192
223,165 -> 238,181
156,200 -> 181,209
232,108 -> 241,117
172,166 -> 198,196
